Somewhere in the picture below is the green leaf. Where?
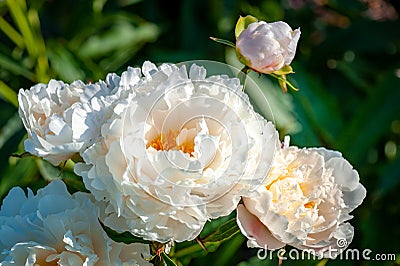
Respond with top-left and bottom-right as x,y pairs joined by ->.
6,0 -> 38,57
202,218 -> 240,243
212,234 -> 245,266
235,15 -> 258,39
174,217 -> 240,261
272,65 -> 294,75
174,241 -> 220,260
0,80 -> 18,108
209,37 -> 235,49
289,67 -> 343,147
336,72 -> 400,163
161,252 -> 178,266
79,21 -> 158,59
379,153 -> 400,195
0,112 -> 23,150
47,42 -> 85,82
0,16 -> 24,49
0,54 -> 35,80
100,221 -> 152,245
0,157 -> 42,200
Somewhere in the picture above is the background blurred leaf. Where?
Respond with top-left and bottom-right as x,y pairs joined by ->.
336,72 -> 400,164
47,41 -> 86,82
0,80 -> 18,107
161,252 -> 178,266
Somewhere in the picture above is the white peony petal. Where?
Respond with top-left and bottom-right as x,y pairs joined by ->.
342,183 -> 367,212
0,180 -> 151,265
237,204 -> 285,249
326,157 -> 360,191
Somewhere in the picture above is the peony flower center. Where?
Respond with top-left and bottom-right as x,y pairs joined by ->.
147,129 -> 195,155
304,201 -> 315,209
267,166 -> 318,212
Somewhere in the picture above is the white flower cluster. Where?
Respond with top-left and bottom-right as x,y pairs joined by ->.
0,180 -> 151,266
2,19 -> 366,264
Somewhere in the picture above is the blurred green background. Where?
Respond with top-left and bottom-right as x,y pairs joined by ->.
0,0 -> 399,265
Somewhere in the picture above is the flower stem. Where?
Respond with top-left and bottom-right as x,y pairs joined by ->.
269,73 -> 299,92
238,66 -> 251,91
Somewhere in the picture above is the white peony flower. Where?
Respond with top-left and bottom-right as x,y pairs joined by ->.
237,137 -> 366,258
18,76 -> 123,166
236,21 -> 301,74
18,80 -> 82,165
75,61 -> 278,243
0,179 -> 152,266
71,70 -> 140,155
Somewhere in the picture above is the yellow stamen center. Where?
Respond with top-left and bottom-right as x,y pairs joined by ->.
304,201 -> 315,209
147,129 -> 195,155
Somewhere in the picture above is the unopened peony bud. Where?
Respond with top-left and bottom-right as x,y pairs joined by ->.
236,21 -> 301,74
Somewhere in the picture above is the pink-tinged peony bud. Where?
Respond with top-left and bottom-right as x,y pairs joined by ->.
236,21 -> 301,74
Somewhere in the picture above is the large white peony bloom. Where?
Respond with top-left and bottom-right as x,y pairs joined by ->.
237,137 -> 366,258
75,61 -> 278,243
0,180 -> 151,266
18,75 -> 124,166
236,21 -> 300,74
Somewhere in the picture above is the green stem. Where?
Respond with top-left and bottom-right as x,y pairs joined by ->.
0,16 -> 25,49
6,0 -> 38,57
269,73 -> 299,91
0,80 -> 18,108
238,66 -> 251,91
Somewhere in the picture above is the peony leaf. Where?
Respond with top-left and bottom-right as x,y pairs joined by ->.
35,159 -> 86,193
100,221 -> 152,245
209,37 -> 236,48
272,65 -> 294,75
235,15 -> 258,39
161,252 -> 178,266
0,54 -> 35,81
201,218 -> 240,243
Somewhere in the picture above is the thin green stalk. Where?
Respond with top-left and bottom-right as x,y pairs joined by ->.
6,0 -> 38,58
0,16 -> 24,49
269,73 -> 299,91
174,242 -> 218,259
0,53 -> 35,80
238,66 -> 251,91
27,8 -> 49,82
0,80 -> 18,108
